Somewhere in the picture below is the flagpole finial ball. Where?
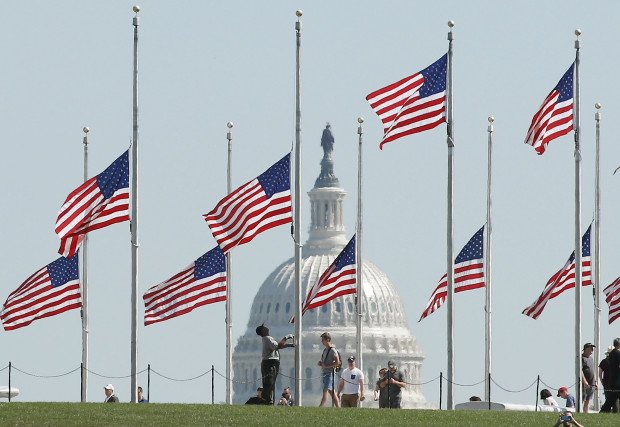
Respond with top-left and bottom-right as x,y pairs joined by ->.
448,20 -> 455,28
227,122 -> 234,129
357,117 -> 364,124
296,10 -> 303,17
595,103 -> 602,109
133,5 -> 140,13
83,127 -> 90,134
488,116 -> 494,123
575,28 -> 582,36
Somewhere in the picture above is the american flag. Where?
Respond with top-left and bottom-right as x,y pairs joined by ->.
1,254 -> 81,331
523,225 -> 591,319
603,277 -> 620,324
143,246 -> 226,326
524,64 -> 574,155
366,54 -> 447,149
419,226 -> 485,322
204,153 -> 292,254
55,150 -> 130,258
291,235 -> 356,323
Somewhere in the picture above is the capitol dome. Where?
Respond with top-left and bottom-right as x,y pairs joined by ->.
232,124 -> 426,407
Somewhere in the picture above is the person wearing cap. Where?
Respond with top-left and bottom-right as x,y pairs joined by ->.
378,360 -> 405,409
557,386 -> 575,409
318,331 -> 340,407
600,337 -> 620,413
103,384 -> 119,403
580,342 -> 597,412
255,324 -> 295,404
337,356 -> 365,408
245,387 -> 268,405
599,345 -> 617,413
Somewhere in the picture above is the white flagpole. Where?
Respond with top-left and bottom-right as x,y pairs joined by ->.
225,122 -> 234,404
593,102 -> 602,411
446,19 -> 455,410
356,117 -> 364,379
484,116 -> 494,402
293,9 -> 303,407
130,5 -> 141,403
573,28 -> 582,412
81,126 -> 90,403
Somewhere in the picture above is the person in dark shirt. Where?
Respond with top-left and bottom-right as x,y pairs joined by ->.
245,387 -> 268,405
378,360 -> 405,408
601,338 -> 620,413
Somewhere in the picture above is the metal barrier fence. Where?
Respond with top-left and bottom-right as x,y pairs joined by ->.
1,361 -> 604,408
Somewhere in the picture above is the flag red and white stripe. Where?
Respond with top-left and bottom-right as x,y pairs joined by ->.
366,54 -> 447,149
523,226 -> 591,319
419,226 -> 485,321
143,247 -> 226,326
55,150 -> 130,258
291,236 -> 356,323
603,277 -> 620,324
1,255 -> 81,331
205,154 -> 292,254
524,64 -> 574,155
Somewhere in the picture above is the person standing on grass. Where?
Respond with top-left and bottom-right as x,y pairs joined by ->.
601,337 -> 620,413
599,345 -> 618,413
378,361 -> 405,409
256,324 -> 294,404
103,384 -> 119,403
580,342 -> 597,412
337,356 -> 365,408
318,332 -> 340,407
374,368 -> 388,408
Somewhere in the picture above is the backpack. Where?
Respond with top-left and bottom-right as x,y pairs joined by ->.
326,347 -> 342,373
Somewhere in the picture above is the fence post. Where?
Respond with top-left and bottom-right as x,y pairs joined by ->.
535,375 -> 540,412
439,372 -> 443,410
331,370 -> 335,407
211,365 -> 215,404
80,362 -> 84,402
147,364 -> 151,403
8,361 -> 11,403
488,372 -> 491,410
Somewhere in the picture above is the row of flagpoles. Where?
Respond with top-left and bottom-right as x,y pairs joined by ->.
2,9 -> 620,411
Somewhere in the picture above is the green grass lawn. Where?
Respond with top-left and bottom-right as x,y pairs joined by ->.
0,403 -> 618,426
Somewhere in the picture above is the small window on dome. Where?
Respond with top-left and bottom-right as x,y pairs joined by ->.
347,302 -> 354,314
335,302 -> 342,312
286,302 -> 291,313
388,303 -> 393,313
380,302 -> 386,312
266,303 -> 271,314
321,304 -> 328,313
275,303 -> 280,313
259,303 -> 263,313
370,301 -> 378,314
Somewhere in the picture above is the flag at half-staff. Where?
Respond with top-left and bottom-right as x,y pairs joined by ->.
523,225 -> 592,319
55,150 -> 130,258
524,64 -> 574,155
603,277 -> 620,324
204,153 -> 292,253
290,235 -> 356,323
1,254 -> 81,331
366,54 -> 447,149
419,226 -> 485,321
143,246 -> 226,326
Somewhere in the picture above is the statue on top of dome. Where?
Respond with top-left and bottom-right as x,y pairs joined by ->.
315,123 -> 340,188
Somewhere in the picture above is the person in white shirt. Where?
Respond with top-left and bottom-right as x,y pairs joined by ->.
337,355 -> 365,408
540,388 -> 559,407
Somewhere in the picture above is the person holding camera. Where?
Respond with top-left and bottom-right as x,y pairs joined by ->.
552,411 -> 583,427
374,368 -> 388,408
278,387 -> 294,406
255,324 -> 294,405
378,361 -> 405,409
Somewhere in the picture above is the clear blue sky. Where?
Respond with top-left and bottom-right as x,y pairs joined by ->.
1,1 -> 619,405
